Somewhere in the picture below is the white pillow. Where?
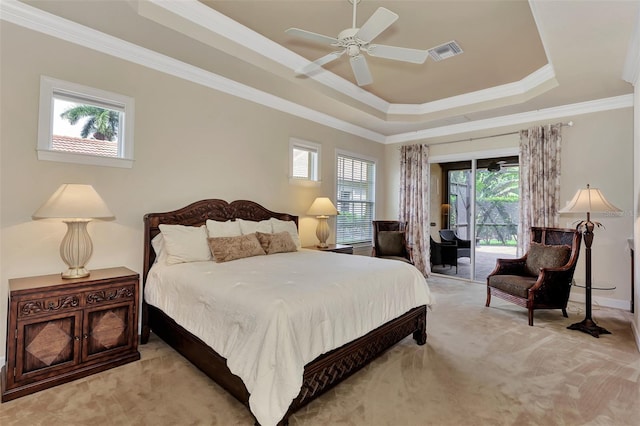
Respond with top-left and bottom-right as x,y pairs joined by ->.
237,218 -> 272,235
159,224 -> 212,265
151,233 -> 168,265
206,219 -> 242,238
270,218 -> 301,250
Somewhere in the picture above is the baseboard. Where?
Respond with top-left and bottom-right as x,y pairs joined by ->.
632,320 -> 640,353
568,293 -> 631,311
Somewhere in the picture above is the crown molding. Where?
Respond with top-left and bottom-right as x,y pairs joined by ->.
143,0 -> 391,113
146,0 -> 557,118
0,0 -> 386,143
388,65 -> 556,115
386,94 -> 634,144
1,0 -> 633,146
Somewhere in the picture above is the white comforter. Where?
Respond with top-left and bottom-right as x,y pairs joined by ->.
145,249 -> 432,426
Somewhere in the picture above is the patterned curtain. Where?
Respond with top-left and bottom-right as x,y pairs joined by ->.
518,124 -> 562,255
399,144 -> 430,276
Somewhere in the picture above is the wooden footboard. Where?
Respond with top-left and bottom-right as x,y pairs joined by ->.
145,302 -> 426,425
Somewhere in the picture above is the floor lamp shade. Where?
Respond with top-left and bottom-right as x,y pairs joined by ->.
307,197 -> 338,248
558,184 -> 620,337
33,184 -> 114,279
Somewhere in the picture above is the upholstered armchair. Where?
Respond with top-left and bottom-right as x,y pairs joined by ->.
439,229 -> 471,259
372,221 -> 412,264
486,227 -> 581,326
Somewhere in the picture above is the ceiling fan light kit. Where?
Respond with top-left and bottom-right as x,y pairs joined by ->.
286,0 -> 458,86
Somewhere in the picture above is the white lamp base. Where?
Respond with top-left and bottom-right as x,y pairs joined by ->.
60,219 -> 93,279
315,215 -> 330,248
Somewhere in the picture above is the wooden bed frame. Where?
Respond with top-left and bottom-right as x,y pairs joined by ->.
140,199 -> 427,425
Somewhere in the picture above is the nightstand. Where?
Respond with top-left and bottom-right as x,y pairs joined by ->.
304,244 -> 354,254
1,267 -> 140,402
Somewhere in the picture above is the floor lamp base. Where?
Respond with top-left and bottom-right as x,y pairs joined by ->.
567,318 -> 611,338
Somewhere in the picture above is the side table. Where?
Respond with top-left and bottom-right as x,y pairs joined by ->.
303,244 -> 354,254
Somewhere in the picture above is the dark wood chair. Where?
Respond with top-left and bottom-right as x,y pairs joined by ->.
372,220 -> 412,264
486,227 -> 581,326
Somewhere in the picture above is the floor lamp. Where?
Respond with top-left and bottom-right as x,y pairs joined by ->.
559,184 -> 620,337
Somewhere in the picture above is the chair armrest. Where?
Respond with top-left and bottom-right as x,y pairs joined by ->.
440,240 -> 457,246
529,266 -> 575,291
455,238 -> 471,248
487,257 -> 527,277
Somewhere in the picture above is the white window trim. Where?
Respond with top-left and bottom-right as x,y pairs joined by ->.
289,137 -> 321,186
37,76 -> 135,168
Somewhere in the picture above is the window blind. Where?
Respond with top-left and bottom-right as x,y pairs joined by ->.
336,154 -> 375,244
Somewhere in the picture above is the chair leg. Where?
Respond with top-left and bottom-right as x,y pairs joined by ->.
485,288 -> 491,307
562,308 -> 568,318
528,309 -> 534,326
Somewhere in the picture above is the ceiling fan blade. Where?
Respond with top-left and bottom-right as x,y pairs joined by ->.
350,55 -> 373,86
367,44 -> 429,64
285,28 -> 338,45
297,50 -> 345,75
355,7 -> 399,43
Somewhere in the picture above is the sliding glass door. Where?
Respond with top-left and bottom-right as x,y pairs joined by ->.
474,160 -> 519,281
434,156 -> 519,281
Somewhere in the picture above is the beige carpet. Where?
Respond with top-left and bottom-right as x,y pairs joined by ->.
1,276 -> 638,425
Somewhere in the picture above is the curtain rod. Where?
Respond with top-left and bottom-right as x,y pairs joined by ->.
423,121 -> 574,147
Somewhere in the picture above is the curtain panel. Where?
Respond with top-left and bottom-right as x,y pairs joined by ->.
399,144 -> 430,276
518,124 -> 562,255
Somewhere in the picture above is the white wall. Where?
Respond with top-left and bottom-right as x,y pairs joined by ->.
0,23 -> 385,360
384,109 -> 635,312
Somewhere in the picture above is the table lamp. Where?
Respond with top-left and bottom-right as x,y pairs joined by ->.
307,197 -> 338,248
33,184 -> 114,279
558,184 -> 621,337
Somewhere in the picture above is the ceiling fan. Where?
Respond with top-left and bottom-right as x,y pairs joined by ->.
285,0 -> 430,86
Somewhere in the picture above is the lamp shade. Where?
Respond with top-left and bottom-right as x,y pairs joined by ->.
558,184 -> 621,214
306,197 -> 338,217
33,184 -> 114,220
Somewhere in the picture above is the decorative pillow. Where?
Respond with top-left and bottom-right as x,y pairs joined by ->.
270,218 -> 301,250
524,242 -> 571,276
256,231 -> 298,255
377,231 -> 406,257
207,234 -> 266,263
237,219 -> 273,235
159,224 -> 212,265
206,219 -> 242,238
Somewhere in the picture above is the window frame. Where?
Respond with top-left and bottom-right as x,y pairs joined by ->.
335,149 -> 377,245
37,76 -> 135,168
289,138 -> 321,186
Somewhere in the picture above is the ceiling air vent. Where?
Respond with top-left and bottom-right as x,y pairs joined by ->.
428,41 -> 463,62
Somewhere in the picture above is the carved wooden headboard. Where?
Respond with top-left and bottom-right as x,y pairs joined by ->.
142,199 -> 298,286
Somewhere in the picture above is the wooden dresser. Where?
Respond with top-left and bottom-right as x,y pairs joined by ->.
1,267 -> 140,402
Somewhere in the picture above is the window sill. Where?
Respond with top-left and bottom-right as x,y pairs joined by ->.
37,149 -> 134,169
288,177 -> 321,187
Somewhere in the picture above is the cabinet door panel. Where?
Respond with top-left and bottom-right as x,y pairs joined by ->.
84,303 -> 133,360
16,312 -> 82,380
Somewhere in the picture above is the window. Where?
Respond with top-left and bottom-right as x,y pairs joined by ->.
336,151 -> 376,244
289,138 -> 320,184
37,76 -> 135,168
